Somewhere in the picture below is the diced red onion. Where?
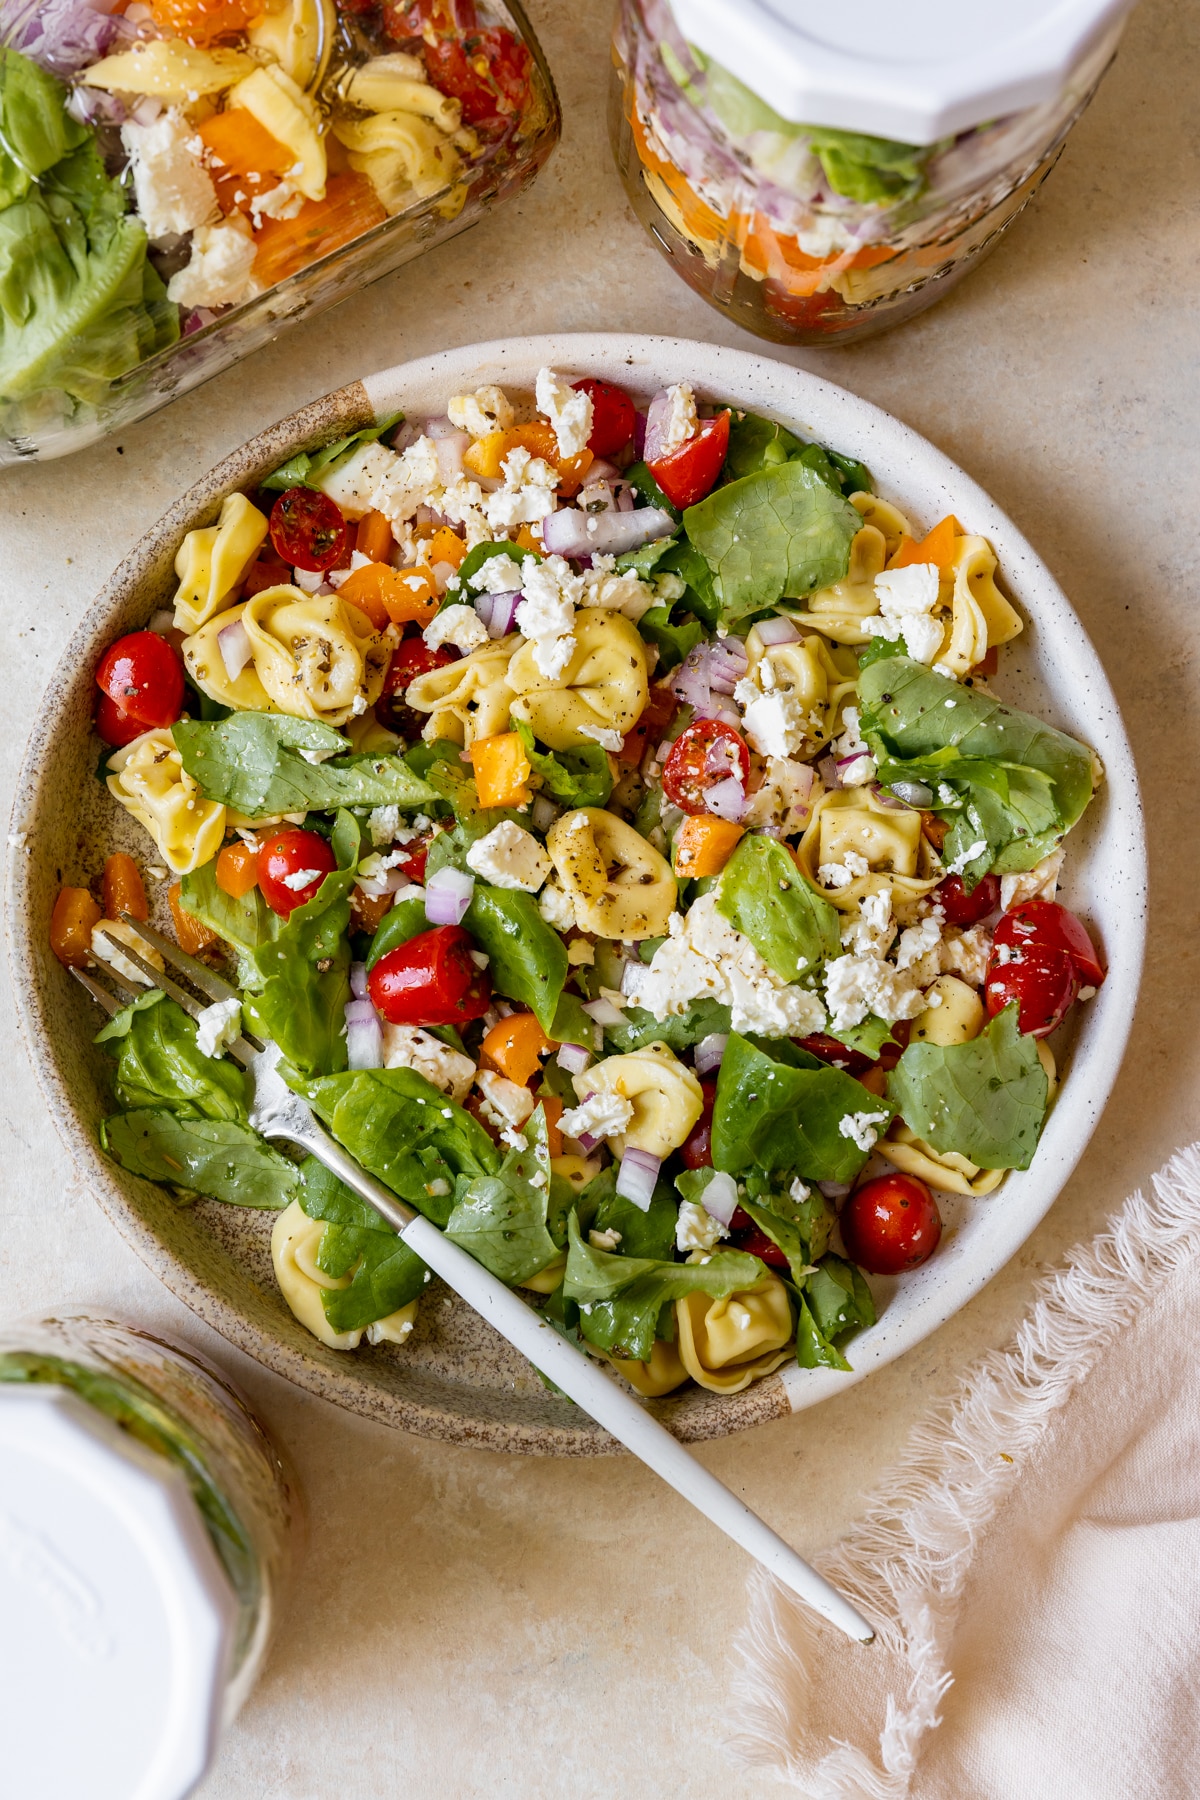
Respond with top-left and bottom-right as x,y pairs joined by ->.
531,795 -> 560,834
577,1130 -> 601,1153
817,754 -> 842,790
217,618 -> 252,681
474,589 -> 521,638
693,1032 -> 728,1076
391,420 -> 423,452
555,1041 -> 592,1075
754,615 -> 801,646
539,505 -> 675,559
615,482 -> 637,513
884,779 -> 934,809
345,999 -> 383,1070
181,308 -> 218,338
582,996 -> 626,1027
130,95 -> 162,126
578,480 -> 618,515
349,961 -> 369,1000
818,1180 -> 852,1200
587,457 -> 621,482
423,415 -> 460,438
704,776 -> 747,822
697,697 -> 741,727
67,84 -> 126,125
644,388 -> 682,465
433,431 -> 470,483
707,643 -> 749,696
616,1146 -> 661,1211
700,1170 -> 739,1227
425,866 -> 474,926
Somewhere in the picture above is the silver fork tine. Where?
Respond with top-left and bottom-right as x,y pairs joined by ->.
116,913 -> 248,1012
96,924 -> 259,1068
69,966 -> 123,1016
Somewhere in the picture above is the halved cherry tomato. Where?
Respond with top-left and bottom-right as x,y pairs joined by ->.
375,636 -> 457,737
840,1174 -> 941,1275
257,828 -> 337,918
994,898 -> 1104,988
268,488 -> 350,573
728,1205 -> 789,1272
241,545 -> 293,598
985,945 -> 1078,1038
368,924 -> 492,1027
619,680 -> 677,767
679,1077 -> 716,1169
646,410 -> 730,510
392,834 -> 431,884
572,378 -> 636,458
95,631 -> 184,745
797,1033 -> 872,1076
936,871 -> 1000,928
661,718 -> 750,817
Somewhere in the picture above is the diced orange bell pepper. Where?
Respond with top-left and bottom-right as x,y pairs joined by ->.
339,561 -> 438,629
513,524 -> 541,555
463,423 -> 593,496
482,1011 -> 554,1085
426,526 -> 467,570
252,174 -> 388,290
619,681 -> 678,768
469,731 -> 532,808
168,884 -> 219,955
540,1093 -> 564,1158
49,886 -> 101,968
216,841 -> 259,898
889,514 -> 962,573
355,510 -> 395,564
102,852 -> 148,922
196,108 -> 294,216
674,815 -> 745,879
150,0 -> 257,48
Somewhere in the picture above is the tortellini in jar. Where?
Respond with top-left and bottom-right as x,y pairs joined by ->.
172,491 -> 268,635
271,1200 -> 420,1350
404,636 -> 517,747
508,610 -> 648,752
674,1273 -> 794,1394
574,1042 -> 703,1160
183,586 -> 389,727
106,728 -> 226,876
939,535 -> 1025,678
546,807 -> 675,940
332,110 -> 462,208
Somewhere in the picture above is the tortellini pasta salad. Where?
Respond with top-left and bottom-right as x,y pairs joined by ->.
53,367 -> 1106,1399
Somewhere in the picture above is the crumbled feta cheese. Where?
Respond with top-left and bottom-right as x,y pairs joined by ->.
515,554 -> 578,679
795,212 -> 856,258
317,443 -> 399,521
831,705 -> 877,786
838,1110 -> 890,1154
863,562 -> 944,664
659,383 -> 697,453
577,724 -> 623,752
279,867 -> 324,891
423,602 -> 488,655
560,1090 -> 634,1142
567,938 -> 595,966
894,912 -> 944,973
589,1227 -> 623,1252
742,757 -> 817,834
485,446 -> 558,534
368,805 -> 401,847
538,879 -> 577,930
327,550 -> 373,590
383,1025 -> 475,1102
448,384 -> 515,438
941,925 -> 992,987
675,1199 -> 729,1254
167,221 -> 257,309
623,893 -> 825,1038
578,554 -> 657,622
475,1070 -> 536,1134
465,820 -> 551,892
789,1177 -> 811,1204
823,951 -> 929,1034
945,838 -> 990,876
121,108 -> 217,241
818,850 -> 870,890
371,435 -> 444,532
840,889 -> 895,957
536,366 -> 594,460
1078,984 -> 1097,1002
248,180 -> 303,225
999,848 -> 1065,912
468,554 -> 524,594
194,997 -> 242,1060
739,688 -> 808,759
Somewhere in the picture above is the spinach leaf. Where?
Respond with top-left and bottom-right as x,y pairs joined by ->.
96,991 -> 248,1123
298,1161 -> 429,1331
837,1015 -> 897,1060
445,1107 -> 560,1284
652,535 -> 720,627
585,1167 -> 678,1260
738,1187 -> 836,1285
260,413 -> 403,492
464,885 -> 568,1036
101,1110 -> 297,1209
683,459 -> 861,626
293,1066 -> 499,1226
887,1004 -> 1049,1170
180,856 -> 280,957
713,1033 -> 892,1183
511,718 -> 613,807
549,989 -> 595,1050
637,603 -> 703,672
563,1214 -> 761,1362
455,539 -> 538,591
826,449 -> 873,498
626,460 -> 681,518
795,1255 -> 876,1370
173,713 -> 436,822
716,834 -> 841,982
723,411 -> 803,480
614,537 -> 677,578
365,894 -> 429,969
604,997 -> 731,1055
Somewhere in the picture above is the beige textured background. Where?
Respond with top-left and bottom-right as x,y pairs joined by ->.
2,1 -> 1198,1793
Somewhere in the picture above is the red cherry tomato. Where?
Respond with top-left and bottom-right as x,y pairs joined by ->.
679,1078 -> 716,1169
393,833 -> 431,885
994,898 -> 1104,988
406,13 -> 530,133
646,410 -> 731,510
376,636 -> 457,737
240,545 -> 294,598
728,1205 -> 790,1272
257,829 -> 337,918
368,924 -> 492,1027
797,1033 -> 872,1076
95,631 -> 185,744
985,944 -> 1078,1038
571,377 -> 636,459
936,871 -> 1000,928
840,1174 -> 942,1275
268,488 -> 351,573
662,719 -> 750,817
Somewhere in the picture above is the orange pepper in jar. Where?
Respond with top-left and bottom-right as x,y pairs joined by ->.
149,0 -> 258,48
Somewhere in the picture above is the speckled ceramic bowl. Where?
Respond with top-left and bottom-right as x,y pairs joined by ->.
5,334 -> 1146,1454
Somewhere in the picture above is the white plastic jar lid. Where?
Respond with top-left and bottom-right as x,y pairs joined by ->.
666,0 -> 1137,143
0,1386 -> 238,1800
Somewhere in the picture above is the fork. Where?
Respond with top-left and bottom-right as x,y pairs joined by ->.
77,915 -> 875,1645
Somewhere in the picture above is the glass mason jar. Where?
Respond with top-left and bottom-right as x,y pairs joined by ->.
610,0 -> 1127,346
0,0 -> 559,465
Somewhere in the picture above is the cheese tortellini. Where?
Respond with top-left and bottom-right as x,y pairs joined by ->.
882,1124 -> 1006,1198
939,535 -> 1025,677
546,807 -> 676,940
508,610 -> 649,752
785,523 -> 889,645
796,789 -> 941,915
333,110 -> 463,210
246,0 -> 334,91
743,626 -> 857,752
271,1200 -> 420,1350
183,586 -> 389,727
172,492 -> 268,635
849,490 -> 913,558
405,635 -> 517,747
610,1338 -> 689,1398
575,1043 -> 703,1161
106,728 -> 226,876
910,974 -> 986,1047
675,1273 -> 794,1393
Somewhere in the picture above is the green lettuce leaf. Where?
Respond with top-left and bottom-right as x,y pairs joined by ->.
101,1109 -> 296,1209
738,1186 -> 836,1284
636,602 -> 703,672
172,713 -> 436,821
713,1033 -> 892,1183
260,413 -> 403,492
0,50 -> 87,209
563,1213 -> 763,1362
716,833 -> 841,983
886,1003 -> 1049,1170
795,1254 -> 876,1370
365,893 -> 428,967
603,996 -> 731,1055
180,856 -> 281,958
96,991 -> 248,1123
510,717 -> 613,808
298,1159 -> 428,1331
803,127 -> 930,203
464,885 -> 568,1036
723,411 -> 803,480
445,1106 -> 560,1285
652,537 -> 720,626
683,459 -> 861,625
583,1166 -> 678,1260
625,459 -> 680,519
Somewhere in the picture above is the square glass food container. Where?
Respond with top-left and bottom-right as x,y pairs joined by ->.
0,0 -> 559,465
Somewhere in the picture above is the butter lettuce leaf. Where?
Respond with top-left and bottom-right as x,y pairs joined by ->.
464,885 -> 569,1036
795,1254 -> 876,1370
603,996 -> 731,1055
713,1032 -> 893,1183
101,1109 -> 297,1209
716,833 -> 841,982
173,713 -> 436,821
299,1159 -> 428,1332
511,717 -> 613,808
180,856 -> 282,959
0,49 -> 87,208
886,1003 -> 1049,1170
683,458 -> 861,625
445,1107 -> 560,1285
260,413 -> 403,492
96,990 -> 249,1123
563,1213 -> 762,1362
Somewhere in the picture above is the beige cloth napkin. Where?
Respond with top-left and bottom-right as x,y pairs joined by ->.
728,1146 -> 1200,1799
